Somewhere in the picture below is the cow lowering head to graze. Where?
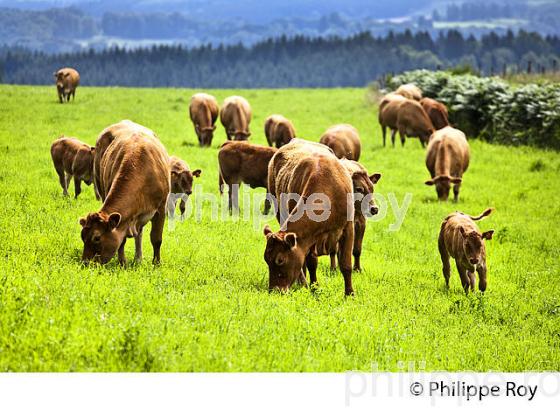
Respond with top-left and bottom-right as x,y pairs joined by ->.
80,129 -> 170,266
53,68 -> 80,104
395,83 -> 422,101
264,114 -> 296,148
319,124 -> 362,161
420,97 -> 449,130
264,139 -> 355,296
220,96 -> 252,141
425,126 -> 470,202
189,93 -> 219,147
167,155 -> 202,219
50,136 -> 94,198
378,92 -> 408,147
396,99 -> 435,147
438,208 -> 494,293
218,141 -> 277,214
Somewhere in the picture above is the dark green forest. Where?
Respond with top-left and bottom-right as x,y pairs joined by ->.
1,30 -> 559,88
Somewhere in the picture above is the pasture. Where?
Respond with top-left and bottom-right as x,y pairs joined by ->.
0,84 -> 559,371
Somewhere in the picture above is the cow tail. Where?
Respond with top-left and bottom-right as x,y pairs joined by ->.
469,208 -> 494,221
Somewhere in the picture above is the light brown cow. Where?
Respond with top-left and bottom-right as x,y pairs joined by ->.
425,126 -> 470,201
218,141 -> 276,213
53,67 -> 80,103
264,114 -> 296,148
395,99 -> 436,147
189,93 -> 219,147
80,131 -> 170,266
378,92 -> 407,147
167,156 -> 202,219
50,136 -> 94,198
420,97 -> 449,130
220,96 -> 252,141
439,208 -> 494,293
319,124 -> 361,160
264,139 -> 355,296
395,83 -> 422,101
330,159 -> 381,272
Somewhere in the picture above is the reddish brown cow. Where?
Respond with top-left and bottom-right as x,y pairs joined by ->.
53,67 -> 80,103
378,92 -> 408,147
80,131 -> 170,266
439,208 -> 494,293
167,156 -> 202,219
420,97 -> 449,130
319,124 -> 361,160
264,139 -> 355,295
264,114 -> 296,148
425,126 -> 470,201
189,93 -> 219,147
218,141 -> 276,213
220,96 -> 252,141
396,99 -> 435,147
50,136 -> 94,198
395,83 -> 422,101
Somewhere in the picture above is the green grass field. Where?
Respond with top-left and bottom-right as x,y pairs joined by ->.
0,85 -> 559,372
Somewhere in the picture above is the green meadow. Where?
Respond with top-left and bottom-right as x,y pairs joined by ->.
0,85 -> 559,371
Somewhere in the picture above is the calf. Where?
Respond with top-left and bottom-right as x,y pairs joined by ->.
378,92 -> 407,147
189,93 -> 219,146
218,141 -> 276,213
53,67 -> 80,103
167,156 -> 202,219
80,129 -> 170,266
264,114 -> 296,148
438,208 -> 494,293
396,99 -> 435,147
264,139 -> 355,296
420,97 -> 449,130
319,124 -> 361,160
395,83 -> 422,101
50,136 -> 94,198
220,96 -> 252,141
425,126 -> 470,201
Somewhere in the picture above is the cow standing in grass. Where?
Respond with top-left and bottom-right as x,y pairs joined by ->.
220,96 -> 252,141
189,93 -> 219,147
50,136 -> 94,198
378,92 -> 407,147
53,68 -> 80,103
420,97 -> 449,130
319,124 -> 362,160
167,156 -> 202,219
264,114 -> 296,148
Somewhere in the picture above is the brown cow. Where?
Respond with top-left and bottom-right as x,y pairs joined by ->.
395,83 -> 422,101
438,208 -> 494,293
330,159 -> 381,272
319,124 -> 361,160
264,114 -> 296,148
53,67 -> 80,103
420,97 -> 449,130
167,156 -> 202,219
189,93 -> 219,147
220,96 -> 252,141
378,92 -> 407,147
396,99 -> 435,147
264,139 -> 355,296
93,120 -> 157,200
80,132 -> 170,266
50,136 -> 94,198
218,141 -> 276,213
425,126 -> 470,201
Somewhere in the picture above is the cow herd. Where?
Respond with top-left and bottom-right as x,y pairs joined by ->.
50,68 -> 495,296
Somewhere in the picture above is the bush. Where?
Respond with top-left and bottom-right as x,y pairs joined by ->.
388,70 -> 560,149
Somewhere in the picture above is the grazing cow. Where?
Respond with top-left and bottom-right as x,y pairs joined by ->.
218,141 -> 276,213
53,68 -> 80,103
425,126 -> 470,201
264,139 -> 355,296
189,93 -> 219,147
264,114 -> 296,148
220,96 -> 252,141
330,159 -> 381,272
319,124 -> 361,160
80,132 -> 170,266
93,120 -> 157,200
420,97 -> 449,130
395,83 -> 422,101
378,92 -> 407,147
50,136 -> 94,198
438,208 -> 494,293
167,156 -> 202,219
394,99 -> 435,147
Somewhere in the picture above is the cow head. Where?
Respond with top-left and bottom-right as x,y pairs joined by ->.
263,225 -> 305,292
351,169 -> 381,216
54,70 -> 70,89
195,124 -> 216,147
74,146 -> 95,185
459,226 -> 494,267
171,168 -> 202,196
425,175 -> 461,201
233,130 -> 251,141
79,212 -> 124,264
275,123 -> 295,148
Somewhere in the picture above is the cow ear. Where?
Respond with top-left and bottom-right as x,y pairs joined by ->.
79,217 -> 87,227
459,226 -> 467,238
425,179 -> 435,186
263,224 -> 273,236
482,230 -> 494,240
284,232 -> 297,248
369,173 -> 381,184
108,213 -> 121,230
64,72 -> 71,77
192,169 -> 202,178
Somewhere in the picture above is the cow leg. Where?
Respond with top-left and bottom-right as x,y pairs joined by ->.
118,238 -> 127,266
456,261 -> 470,294
263,192 -> 272,215
166,195 -> 176,220
330,252 -> 337,271
229,183 -> 239,214
453,183 -> 461,202
420,139 -> 426,148
468,271 -> 476,292
381,125 -> 386,147
338,222 -> 355,296
353,219 -> 365,272
64,174 -> 71,195
73,177 -> 82,199
438,230 -> 450,287
72,90 -> 76,101
305,251 -> 318,288
477,265 -> 487,292
134,227 -> 143,264
55,166 -> 68,195
399,130 -> 406,146
58,91 -> 63,104
179,197 -> 187,218
150,209 -> 165,265
390,129 -> 397,147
